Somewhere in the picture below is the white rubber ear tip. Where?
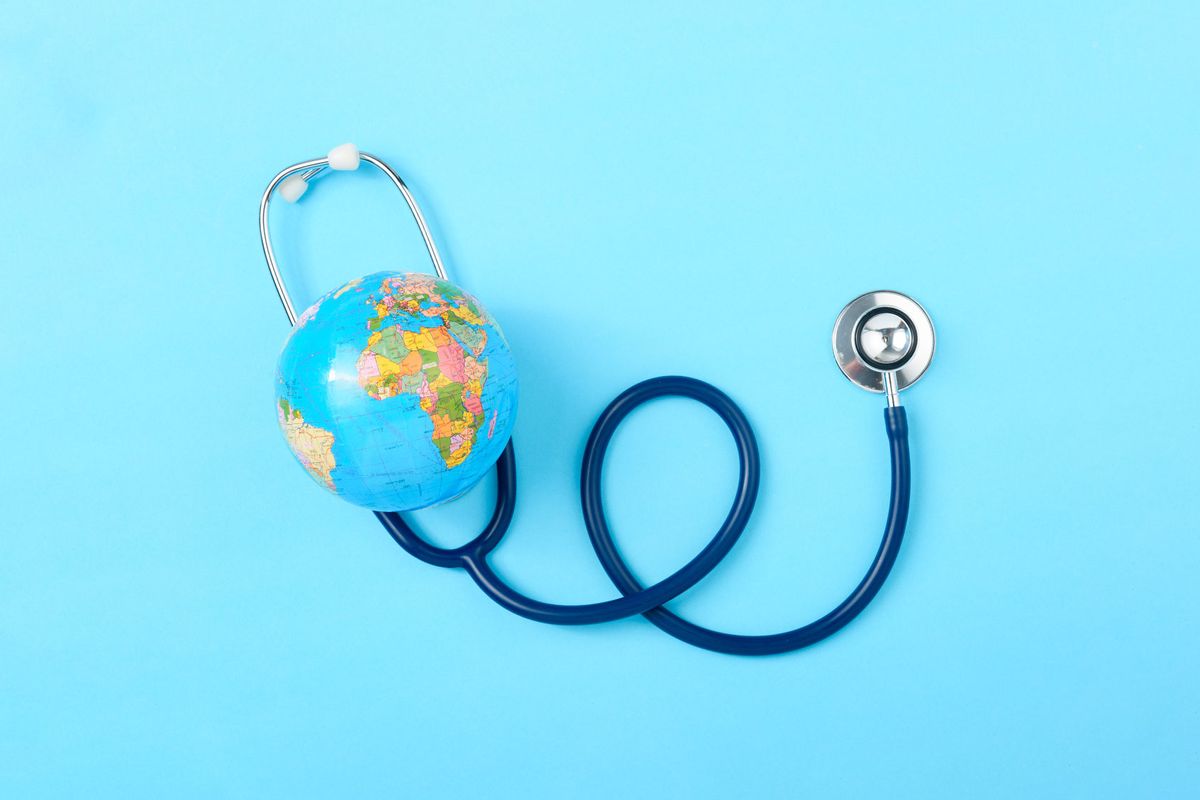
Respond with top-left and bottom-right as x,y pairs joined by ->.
278,175 -> 308,202
328,143 -> 360,171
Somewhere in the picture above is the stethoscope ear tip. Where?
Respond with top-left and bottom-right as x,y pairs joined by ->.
278,175 -> 308,203
832,290 -> 935,398
327,142 -> 361,171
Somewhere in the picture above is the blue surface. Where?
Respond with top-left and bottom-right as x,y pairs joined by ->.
1,2 -> 1197,796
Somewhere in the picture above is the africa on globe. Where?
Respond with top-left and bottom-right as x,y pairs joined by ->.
275,271 -> 518,512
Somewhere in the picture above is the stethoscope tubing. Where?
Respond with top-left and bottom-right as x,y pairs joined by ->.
373,377 -> 911,654
375,376 -> 760,625
591,405 -> 910,655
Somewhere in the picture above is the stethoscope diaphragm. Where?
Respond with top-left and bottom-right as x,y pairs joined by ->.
833,290 -> 936,396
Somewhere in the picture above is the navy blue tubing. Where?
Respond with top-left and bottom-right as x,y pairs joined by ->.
374,376 -> 911,654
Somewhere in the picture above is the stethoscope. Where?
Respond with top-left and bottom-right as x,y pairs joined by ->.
260,144 -> 936,656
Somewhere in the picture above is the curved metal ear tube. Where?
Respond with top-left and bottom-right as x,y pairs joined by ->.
258,143 -> 448,325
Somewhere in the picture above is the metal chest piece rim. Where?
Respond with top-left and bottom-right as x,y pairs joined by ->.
832,290 -> 936,394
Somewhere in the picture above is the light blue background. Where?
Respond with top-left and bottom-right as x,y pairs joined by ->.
2,2 -> 1197,797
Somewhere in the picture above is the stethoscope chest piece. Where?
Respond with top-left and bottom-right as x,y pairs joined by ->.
833,290 -> 936,395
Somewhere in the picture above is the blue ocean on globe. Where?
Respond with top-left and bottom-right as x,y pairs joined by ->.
275,271 -> 518,512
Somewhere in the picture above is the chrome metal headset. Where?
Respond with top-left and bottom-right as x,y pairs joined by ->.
259,144 -> 935,656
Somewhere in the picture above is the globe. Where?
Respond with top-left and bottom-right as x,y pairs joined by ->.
275,271 -> 518,512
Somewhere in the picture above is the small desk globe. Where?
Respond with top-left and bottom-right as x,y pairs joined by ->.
275,271 -> 518,511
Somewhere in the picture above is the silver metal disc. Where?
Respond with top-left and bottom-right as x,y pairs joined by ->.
832,291 -> 935,393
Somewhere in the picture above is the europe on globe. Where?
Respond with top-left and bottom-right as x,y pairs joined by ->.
275,271 -> 518,511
